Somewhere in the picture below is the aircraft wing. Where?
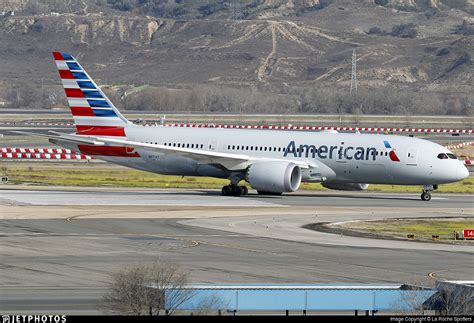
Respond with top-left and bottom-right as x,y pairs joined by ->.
14,131 -> 315,171
92,136 -> 315,170
13,131 -> 105,145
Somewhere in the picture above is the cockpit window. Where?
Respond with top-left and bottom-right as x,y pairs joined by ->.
437,153 -> 448,159
446,153 -> 457,159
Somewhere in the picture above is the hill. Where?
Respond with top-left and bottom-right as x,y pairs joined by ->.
0,0 -> 472,116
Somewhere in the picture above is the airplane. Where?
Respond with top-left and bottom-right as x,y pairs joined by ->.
19,52 -> 470,201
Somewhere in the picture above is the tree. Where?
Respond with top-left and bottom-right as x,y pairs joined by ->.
368,27 -> 383,35
101,261 -> 194,315
425,282 -> 474,315
192,292 -> 229,316
391,23 -> 418,38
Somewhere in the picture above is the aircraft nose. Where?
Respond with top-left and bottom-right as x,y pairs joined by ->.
456,163 -> 470,181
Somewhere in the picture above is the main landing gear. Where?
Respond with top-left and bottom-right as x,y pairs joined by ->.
222,184 -> 248,196
421,184 -> 438,201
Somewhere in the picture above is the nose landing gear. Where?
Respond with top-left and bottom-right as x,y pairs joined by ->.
421,184 -> 438,201
421,191 -> 431,201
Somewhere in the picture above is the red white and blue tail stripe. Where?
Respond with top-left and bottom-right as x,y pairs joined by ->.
53,51 -> 131,137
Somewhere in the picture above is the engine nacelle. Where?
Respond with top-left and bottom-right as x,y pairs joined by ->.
246,161 -> 302,193
321,182 -> 369,191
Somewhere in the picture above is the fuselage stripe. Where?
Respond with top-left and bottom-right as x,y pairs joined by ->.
77,145 -> 139,157
75,125 -> 126,137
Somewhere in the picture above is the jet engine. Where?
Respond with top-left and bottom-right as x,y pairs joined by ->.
246,161 -> 302,193
321,182 -> 369,191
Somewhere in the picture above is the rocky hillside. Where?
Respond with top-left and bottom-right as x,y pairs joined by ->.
0,0 -> 472,115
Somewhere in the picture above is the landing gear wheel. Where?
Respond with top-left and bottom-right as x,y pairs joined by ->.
420,184 -> 435,201
221,185 -> 248,197
421,191 -> 431,201
222,185 -> 232,196
230,185 -> 242,196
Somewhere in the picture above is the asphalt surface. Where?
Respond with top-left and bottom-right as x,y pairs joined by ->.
0,188 -> 473,314
1,187 -> 472,208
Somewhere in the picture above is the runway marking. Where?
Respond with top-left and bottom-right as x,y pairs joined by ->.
187,240 -> 199,248
428,270 -> 449,280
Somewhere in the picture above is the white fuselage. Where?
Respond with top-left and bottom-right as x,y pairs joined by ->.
64,125 -> 469,186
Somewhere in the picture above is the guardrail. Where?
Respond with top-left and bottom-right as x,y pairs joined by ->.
445,141 -> 473,149
2,121 -> 473,134
0,148 -> 91,160
162,123 -> 474,134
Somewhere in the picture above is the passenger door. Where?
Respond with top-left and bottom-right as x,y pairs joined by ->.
406,147 -> 418,165
208,139 -> 218,151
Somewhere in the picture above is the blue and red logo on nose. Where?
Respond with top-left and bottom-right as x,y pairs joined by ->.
384,140 -> 400,162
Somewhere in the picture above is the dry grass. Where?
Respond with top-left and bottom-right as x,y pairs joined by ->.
337,219 -> 474,241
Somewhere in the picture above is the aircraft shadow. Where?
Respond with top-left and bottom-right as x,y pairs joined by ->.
275,193 -> 418,201
22,188 -> 420,202
198,190 -> 419,201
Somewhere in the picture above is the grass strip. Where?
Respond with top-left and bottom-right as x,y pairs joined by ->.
1,163 -> 473,193
337,219 -> 474,241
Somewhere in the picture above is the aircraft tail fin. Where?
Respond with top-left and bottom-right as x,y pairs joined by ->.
52,51 -> 131,137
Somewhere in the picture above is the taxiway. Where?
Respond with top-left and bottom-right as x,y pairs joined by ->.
0,187 -> 472,314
